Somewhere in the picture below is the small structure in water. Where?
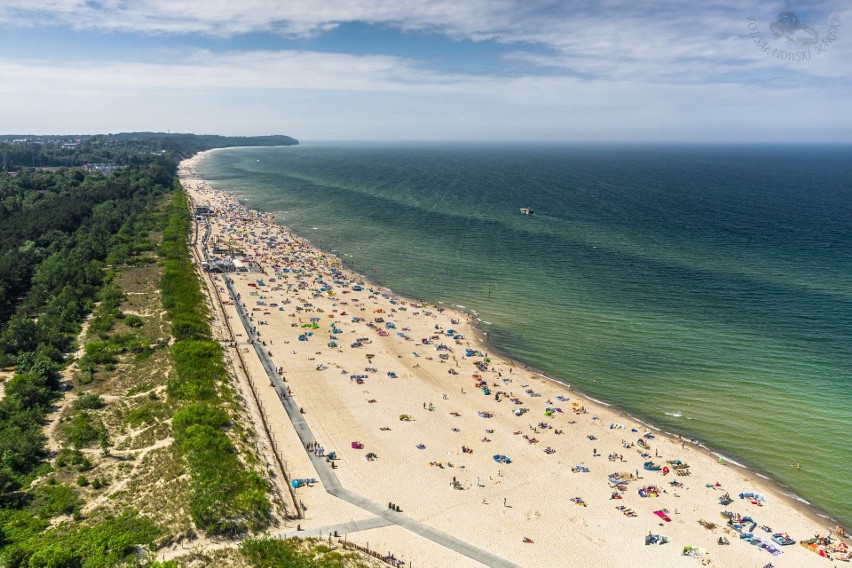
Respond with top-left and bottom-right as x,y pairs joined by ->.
520,207 -> 534,215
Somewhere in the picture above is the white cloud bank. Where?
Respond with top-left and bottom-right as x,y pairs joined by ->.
0,1 -> 850,140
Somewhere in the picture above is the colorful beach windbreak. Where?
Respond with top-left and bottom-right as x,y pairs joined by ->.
199,142 -> 852,528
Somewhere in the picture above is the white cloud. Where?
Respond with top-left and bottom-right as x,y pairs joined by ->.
2,47 -> 850,141
0,0 -> 520,37
0,1 -> 849,140
4,0 -> 849,85
0,49 -> 481,95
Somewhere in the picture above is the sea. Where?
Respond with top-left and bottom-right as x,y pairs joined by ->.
198,142 -> 852,529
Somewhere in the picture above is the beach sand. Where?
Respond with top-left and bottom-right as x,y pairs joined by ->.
179,151 -> 848,567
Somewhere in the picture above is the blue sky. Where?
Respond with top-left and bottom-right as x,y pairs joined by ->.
0,1 -> 849,141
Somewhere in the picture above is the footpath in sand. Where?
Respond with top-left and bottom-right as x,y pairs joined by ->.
180,152 -> 848,568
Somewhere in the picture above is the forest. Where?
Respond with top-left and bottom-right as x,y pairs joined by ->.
0,149 -> 176,566
0,132 -> 297,170
0,132 -> 364,567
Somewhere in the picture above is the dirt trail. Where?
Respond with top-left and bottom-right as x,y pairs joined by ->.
0,372 -> 8,402
82,437 -> 175,514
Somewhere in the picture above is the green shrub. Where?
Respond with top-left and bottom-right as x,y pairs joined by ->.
81,341 -> 118,366
80,333 -> 148,371
171,404 -> 229,438
98,283 -> 126,313
167,340 -> 224,400
160,190 -> 271,536
176,424 -> 270,534
31,483 -> 79,518
54,448 -> 90,471
24,543 -> 80,568
169,313 -> 208,341
60,412 -> 108,449
112,333 -> 148,353
0,410 -> 48,474
158,192 -> 209,342
3,371 -> 56,410
78,365 -> 95,385
88,313 -> 116,339
15,511 -> 159,567
134,347 -> 155,362
72,393 -> 105,411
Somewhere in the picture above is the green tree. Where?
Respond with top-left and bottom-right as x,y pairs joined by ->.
3,316 -> 38,354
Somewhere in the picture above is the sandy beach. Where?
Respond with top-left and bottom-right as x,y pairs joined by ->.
179,150 -> 848,567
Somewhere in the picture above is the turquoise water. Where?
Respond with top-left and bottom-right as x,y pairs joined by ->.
199,142 -> 852,528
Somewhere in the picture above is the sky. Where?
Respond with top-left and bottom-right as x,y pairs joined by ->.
0,1 -> 849,141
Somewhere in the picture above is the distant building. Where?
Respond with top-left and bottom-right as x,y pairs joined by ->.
205,258 -> 243,273
82,163 -> 121,174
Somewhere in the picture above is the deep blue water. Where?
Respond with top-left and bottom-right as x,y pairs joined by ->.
199,142 -> 852,527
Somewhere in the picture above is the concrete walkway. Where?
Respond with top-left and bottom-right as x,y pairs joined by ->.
273,516 -> 393,540
221,272 -> 520,568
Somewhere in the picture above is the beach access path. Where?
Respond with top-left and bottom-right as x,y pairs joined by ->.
222,272 -> 522,568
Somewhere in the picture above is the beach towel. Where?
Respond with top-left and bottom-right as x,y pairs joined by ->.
654,510 -> 672,522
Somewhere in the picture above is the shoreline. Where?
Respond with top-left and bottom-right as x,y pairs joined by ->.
483,343 -> 838,529
313,272 -> 838,528
181,149 -> 848,566
246,218 -> 843,532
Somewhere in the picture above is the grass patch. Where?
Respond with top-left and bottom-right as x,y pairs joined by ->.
180,424 -> 270,534
159,192 -> 208,342
31,482 -> 80,518
79,333 -> 152,383
4,510 -> 160,567
167,340 -> 224,400
101,445 -> 191,537
127,382 -> 155,396
160,191 -> 272,536
125,396 -> 169,428
240,537 -> 376,568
